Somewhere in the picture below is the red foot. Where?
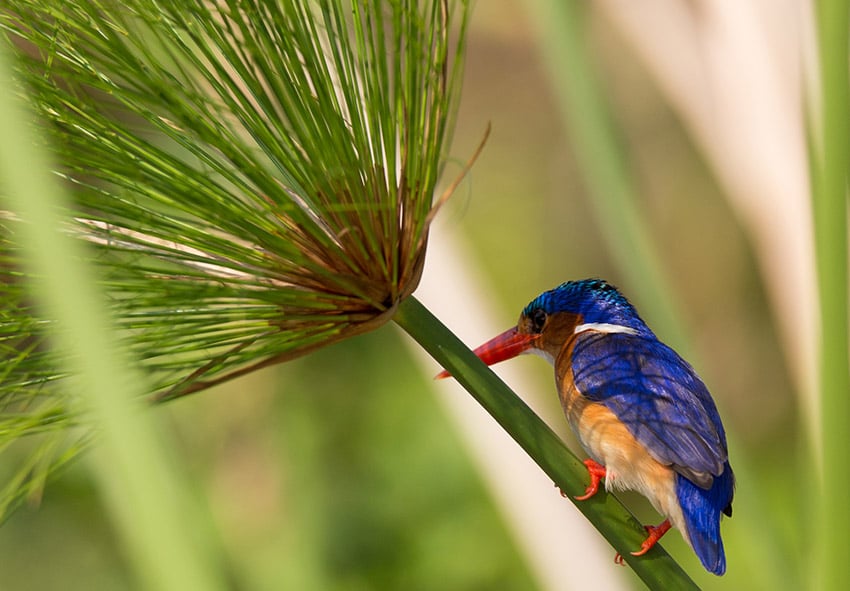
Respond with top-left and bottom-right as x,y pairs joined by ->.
631,519 -> 672,557
611,520 -> 672,565
575,459 -> 607,501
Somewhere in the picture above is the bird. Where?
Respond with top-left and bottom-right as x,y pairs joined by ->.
443,279 -> 734,575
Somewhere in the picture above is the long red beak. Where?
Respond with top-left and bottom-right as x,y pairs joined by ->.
436,327 -> 538,379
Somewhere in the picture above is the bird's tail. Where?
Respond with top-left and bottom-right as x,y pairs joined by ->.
675,462 -> 735,575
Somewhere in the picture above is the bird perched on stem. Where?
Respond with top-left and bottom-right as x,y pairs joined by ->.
442,279 -> 734,575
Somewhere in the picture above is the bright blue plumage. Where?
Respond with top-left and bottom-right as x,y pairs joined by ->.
514,279 -> 734,573
571,331 -> 728,484
522,279 -> 734,574
457,279 -> 735,573
570,330 -> 734,573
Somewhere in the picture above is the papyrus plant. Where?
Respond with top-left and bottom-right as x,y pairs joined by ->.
2,2 -> 701,587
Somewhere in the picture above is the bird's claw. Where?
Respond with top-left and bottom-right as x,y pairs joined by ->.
574,458 -> 607,501
614,552 -> 627,566
611,520 -> 672,566
630,520 -> 672,557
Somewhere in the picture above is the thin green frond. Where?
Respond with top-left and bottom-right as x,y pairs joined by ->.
0,0 -> 468,515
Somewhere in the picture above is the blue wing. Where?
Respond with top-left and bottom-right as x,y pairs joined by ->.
570,331 -> 729,487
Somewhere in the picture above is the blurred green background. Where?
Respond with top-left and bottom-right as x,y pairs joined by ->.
0,1 -> 806,589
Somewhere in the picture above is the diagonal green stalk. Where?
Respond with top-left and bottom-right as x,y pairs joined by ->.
812,0 -> 850,587
393,296 -> 698,590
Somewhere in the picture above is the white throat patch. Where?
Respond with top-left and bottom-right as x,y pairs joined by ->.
574,322 -> 638,336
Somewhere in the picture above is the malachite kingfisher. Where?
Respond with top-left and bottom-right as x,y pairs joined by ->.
442,279 -> 734,575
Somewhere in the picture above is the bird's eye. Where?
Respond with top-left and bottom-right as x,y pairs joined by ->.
530,308 -> 547,333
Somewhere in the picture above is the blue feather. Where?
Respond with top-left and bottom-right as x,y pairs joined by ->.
676,462 -> 735,575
